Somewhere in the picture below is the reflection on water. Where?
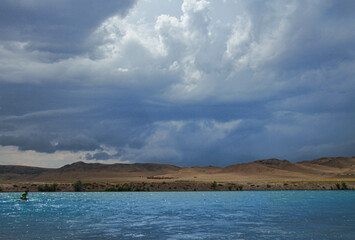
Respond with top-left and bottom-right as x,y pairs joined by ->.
1,191 -> 354,239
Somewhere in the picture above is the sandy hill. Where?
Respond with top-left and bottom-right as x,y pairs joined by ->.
0,165 -> 53,181
0,161 -> 183,181
57,161 -> 181,173
0,165 -> 51,175
299,157 -> 355,169
0,157 -> 354,182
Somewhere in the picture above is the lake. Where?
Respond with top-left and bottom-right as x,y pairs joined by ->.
1,191 -> 354,239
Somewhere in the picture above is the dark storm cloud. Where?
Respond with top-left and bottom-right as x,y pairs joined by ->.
0,0 -> 354,167
0,79 -> 354,165
0,133 -> 100,153
0,0 -> 137,59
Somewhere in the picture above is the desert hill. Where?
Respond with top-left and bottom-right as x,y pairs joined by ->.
55,161 -> 181,175
299,157 -> 355,169
0,161 -> 183,181
0,165 -> 51,175
0,165 -> 53,181
0,157 -> 354,182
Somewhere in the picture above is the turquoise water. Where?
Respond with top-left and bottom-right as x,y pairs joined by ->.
1,191 -> 354,239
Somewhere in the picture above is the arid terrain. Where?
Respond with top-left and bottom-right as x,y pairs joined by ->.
1,157 -> 354,192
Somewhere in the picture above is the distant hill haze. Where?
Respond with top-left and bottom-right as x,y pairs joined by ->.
1,157 -> 354,182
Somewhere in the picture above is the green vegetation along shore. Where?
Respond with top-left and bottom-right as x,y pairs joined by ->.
1,179 -> 354,192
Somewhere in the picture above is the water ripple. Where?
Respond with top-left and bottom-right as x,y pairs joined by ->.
0,191 -> 354,239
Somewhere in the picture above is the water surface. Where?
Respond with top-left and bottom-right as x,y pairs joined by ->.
1,191 -> 354,239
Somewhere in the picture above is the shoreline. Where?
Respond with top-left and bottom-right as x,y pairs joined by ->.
1,180 -> 354,192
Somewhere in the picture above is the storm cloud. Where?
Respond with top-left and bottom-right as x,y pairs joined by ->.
0,0 -> 354,167
0,0 -> 137,59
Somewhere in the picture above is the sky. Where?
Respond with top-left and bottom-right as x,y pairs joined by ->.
0,0 -> 354,168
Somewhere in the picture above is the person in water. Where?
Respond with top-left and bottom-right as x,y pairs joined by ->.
20,189 -> 28,200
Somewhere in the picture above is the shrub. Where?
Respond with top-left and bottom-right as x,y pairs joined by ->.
134,187 -> 142,191
267,184 -> 271,188
73,180 -> 83,192
228,186 -> 232,191
50,183 -> 58,192
123,184 -> 131,191
211,181 -> 217,189
38,183 -> 58,192
105,187 -> 117,192
336,183 -> 341,190
114,184 -> 132,192
342,182 -> 348,190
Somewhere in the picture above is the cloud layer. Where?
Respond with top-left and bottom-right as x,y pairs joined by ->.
0,0 -> 354,167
